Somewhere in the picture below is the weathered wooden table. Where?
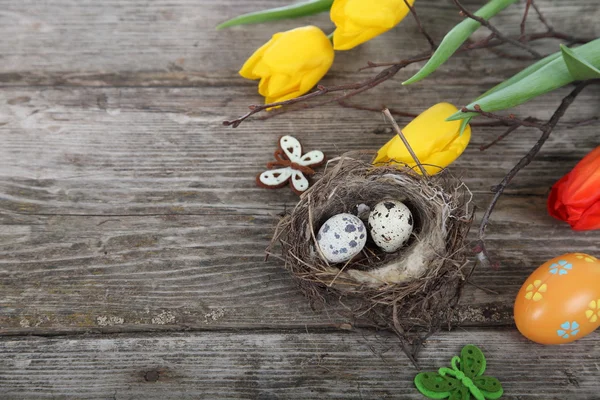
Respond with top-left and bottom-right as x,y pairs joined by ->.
1,0 -> 599,398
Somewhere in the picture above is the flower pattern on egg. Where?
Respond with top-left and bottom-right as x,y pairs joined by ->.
549,260 -> 572,275
575,253 -> 598,263
585,299 -> 600,323
557,321 -> 580,339
524,280 -> 547,302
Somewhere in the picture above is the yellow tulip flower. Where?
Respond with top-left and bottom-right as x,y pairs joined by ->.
331,0 -> 415,50
239,26 -> 334,104
373,103 -> 471,175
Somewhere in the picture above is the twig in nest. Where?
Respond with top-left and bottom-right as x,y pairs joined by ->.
470,80 -> 598,267
382,108 -> 429,176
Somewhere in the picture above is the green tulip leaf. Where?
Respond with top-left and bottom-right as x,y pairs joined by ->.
561,44 -> 600,80
403,0 -> 518,85
459,118 -> 471,136
217,0 -> 333,29
446,37 -> 600,121
474,51 -> 562,100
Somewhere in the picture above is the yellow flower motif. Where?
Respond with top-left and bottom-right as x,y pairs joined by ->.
586,300 -> 600,323
331,0 -> 415,50
239,26 -> 334,104
524,280 -> 547,302
372,103 -> 471,175
575,253 -> 598,263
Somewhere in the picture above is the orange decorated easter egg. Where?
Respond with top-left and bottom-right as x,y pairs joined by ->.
514,253 -> 600,344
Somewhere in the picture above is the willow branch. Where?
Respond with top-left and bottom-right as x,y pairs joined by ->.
474,80 -> 597,267
452,0 -> 542,58
224,1 -> 593,127
403,0 -> 436,50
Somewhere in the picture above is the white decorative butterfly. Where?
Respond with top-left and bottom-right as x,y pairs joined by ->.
257,135 -> 325,194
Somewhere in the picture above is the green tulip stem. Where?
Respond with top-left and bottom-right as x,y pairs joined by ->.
403,0 -> 519,85
447,37 -> 600,121
216,0 -> 334,29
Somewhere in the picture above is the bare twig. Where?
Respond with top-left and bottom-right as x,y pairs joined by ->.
403,0 -> 437,51
452,0 -> 542,58
338,101 -> 418,118
479,124 -> 522,151
531,0 -> 554,32
566,116 -> 599,129
382,108 -> 429,176
461,105 -> 545,129
224,0 -> 593,127
474,80 -> 597,266
520,0 -> 533,41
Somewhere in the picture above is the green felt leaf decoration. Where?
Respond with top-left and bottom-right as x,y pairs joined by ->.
216,0 -> 333,29
459,344 -> 486,378
447,37 -> 600,121
561,44 -> 600,80
414,345 -> 503,400
403,0 -> 519,85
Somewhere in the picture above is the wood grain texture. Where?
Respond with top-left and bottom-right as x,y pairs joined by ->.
0,0 -> 598,86
1,0 -> 599,397
1,329 -> 599,399
0,83 -> 598,334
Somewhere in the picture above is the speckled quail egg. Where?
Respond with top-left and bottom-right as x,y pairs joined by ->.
316,213 -> 367,263
368,200 -> 414,252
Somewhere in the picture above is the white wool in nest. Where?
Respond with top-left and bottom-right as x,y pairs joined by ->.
336,173 -> 462,287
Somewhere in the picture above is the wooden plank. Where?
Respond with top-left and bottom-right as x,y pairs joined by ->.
0,85 -> 597,196
1,84 -> 599,334
0,0 -> 597,86
1,329 -> 598,399
1,193 -> 598,334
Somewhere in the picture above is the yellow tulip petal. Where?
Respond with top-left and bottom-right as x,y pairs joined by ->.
525,292 -> 533,300
258,76 -> 270,97
374,103 -> 471,175
298,65 -> 330,93
586,309 -> 594,318
239,39 -> 274,80
330,0 -> 349,24
532,292 -> 543,302
331,0 -> 414,50
589,300 -> 597,309
265,74 -> 302,99
399,103 -> 465,159
591,315 -> 598,323
239,26 -> 334,104
373,138 -> 394,164
265,89 -> 303,104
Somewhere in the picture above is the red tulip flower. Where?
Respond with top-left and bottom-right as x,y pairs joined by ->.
547,146 -> 600,231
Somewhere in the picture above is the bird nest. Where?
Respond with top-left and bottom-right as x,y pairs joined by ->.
268,154 -> 474,361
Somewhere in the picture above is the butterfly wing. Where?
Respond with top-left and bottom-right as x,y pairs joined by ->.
290,170 -> 309,193
448,386 -> 470,400
257,167 -> 292,189
473,376 -> 503,400
297,150 -> 325,167
280,136 -> 303,163
414,372 -> 466,400
460,344 -> 487,378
